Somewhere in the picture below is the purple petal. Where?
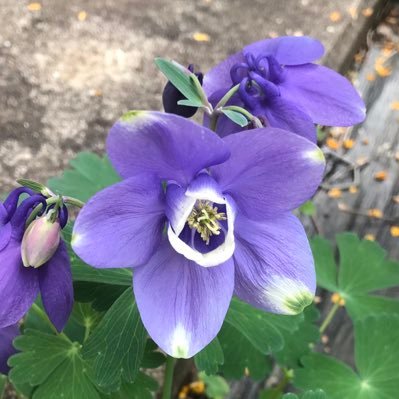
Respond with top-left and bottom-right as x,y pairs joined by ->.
38,242 -> 73,332
0,240 -> 39,328
234,213 -> 315,314
261,97 -> 317,142
0,203 -> 12,251
0,324 -> 19,374
133,241 -> 234,358
72,175 -> 165,268
280,64 -> 366,126
244,36 -> 324,65
203,51 -> 245,96
211,129 -> 325,220
107,111 -> 230,185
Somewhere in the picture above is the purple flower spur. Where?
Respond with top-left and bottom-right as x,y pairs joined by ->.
0,324 -> 19,374
203,36 -> 366,140
0,189 -> 73,332
72,111 -> 325,358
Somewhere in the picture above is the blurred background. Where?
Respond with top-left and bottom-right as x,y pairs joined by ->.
1,1 -> 399,397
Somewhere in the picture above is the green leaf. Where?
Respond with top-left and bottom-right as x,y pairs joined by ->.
199,372 -> 229,399
275,305 -> 320,368
225,298 -> 303,354
141,339 -> 166,369
218,323 -> 272,380
177,99 -> 203,107
105,372 -> 159,399
9,330 -> 100,399
82,289 -> 147,393
221,109 -> 249,127
154,58 -> 204,105
311,233 -> 399,319
0,375 -> 6,398
194,338 -> 224,375
299,200 -> 316,216
294,315 -> 399,399
281,390 -> 327,399
48,152 -> 120,202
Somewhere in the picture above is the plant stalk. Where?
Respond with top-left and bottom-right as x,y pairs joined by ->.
319,302 -> 340,334
162,355 -> 175,399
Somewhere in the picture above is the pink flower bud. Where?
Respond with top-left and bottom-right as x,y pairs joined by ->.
21,216 -> 61,268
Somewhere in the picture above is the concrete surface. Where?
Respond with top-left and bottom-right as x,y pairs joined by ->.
0,0 -> 385,192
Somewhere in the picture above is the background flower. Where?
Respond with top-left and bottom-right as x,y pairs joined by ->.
203,36 -> 366,140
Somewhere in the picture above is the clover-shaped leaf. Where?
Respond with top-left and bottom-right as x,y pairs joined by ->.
9,330 -> 100,399
311,233 -> 399,319
294,315 -> 399,399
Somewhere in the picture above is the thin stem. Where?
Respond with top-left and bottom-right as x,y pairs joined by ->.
83,322 -> 91,343
215,84 -> 240,109
63,196 -> 85,209
30,303 -> 70,342
162,355 -> 175,399
319,302 -> 340,334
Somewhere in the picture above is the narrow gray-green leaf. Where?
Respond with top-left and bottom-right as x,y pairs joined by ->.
221,109 -> 249,127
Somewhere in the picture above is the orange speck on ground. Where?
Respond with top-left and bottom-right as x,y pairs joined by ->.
364,233 -> 376,241
192,32 -> 211,42
331,292 -> 345,306
347,6 -> 358,19
374,170 -> 388,181
326,137 -> 340,150
343,139 -> 355,149
375,62 -> 392,77
27,2 -> 41,11
328,188 -> 342,199
390,101 -> 399,110
329,11 -> 342,22
393,195 -> 399,204
349,186 -> 358,194
362,7 -> 374,17
367,208 -> 383,219
190,381 -> 205,394
390,226 -> 399,237
78,11 -> 87,21
366,72 -> 376,81
361,138 -> 369,145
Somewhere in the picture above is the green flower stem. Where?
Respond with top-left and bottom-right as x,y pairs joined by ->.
63,196 -> 85,209
30,303 -> 70,342
319,302 -> 340,334
209,84 -> 239,131
161,355 -> 175,399
269,368 -> 293,399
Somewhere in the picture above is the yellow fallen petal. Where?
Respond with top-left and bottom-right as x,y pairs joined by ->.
329,11 -> 342,22
374,170 -> 388,181
364,233 -> 376,241
367,208 -> 383,219
390,226 -> 399,237
27,2 -> 41,11
328,188 -> 342,199
78,11 -> 87,21
192,32 -> 210,42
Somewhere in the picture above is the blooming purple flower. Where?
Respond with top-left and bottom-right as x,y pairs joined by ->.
0,189 -> 73,332
203,36 -> 366,141
72,111 -> 325,358
0,324 -> 19,375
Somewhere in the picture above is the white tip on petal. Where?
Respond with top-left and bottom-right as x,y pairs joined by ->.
304,147 -> 325,164
170,324 -> 191,358
263,276 -> 314,315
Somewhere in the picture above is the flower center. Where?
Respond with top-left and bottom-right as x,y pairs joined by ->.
187,200 -> 226,245
230,53 -> 285,110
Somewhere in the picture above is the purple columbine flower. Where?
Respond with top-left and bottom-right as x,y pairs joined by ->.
203,36 -> 366,141
72,111 -> 325,358
0,189 -> 73,332
0,324 -> 19,374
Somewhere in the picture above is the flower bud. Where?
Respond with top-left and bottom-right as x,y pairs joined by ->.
21,216 -> 61,268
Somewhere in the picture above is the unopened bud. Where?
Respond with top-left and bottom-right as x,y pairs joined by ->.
21,216 -> 61,268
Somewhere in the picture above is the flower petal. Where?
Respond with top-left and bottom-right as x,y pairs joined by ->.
72,176 -> 165,268
211,129 -> 325,220
0,240 -> 39,328
133,241 -> 234,358
107,111 -> 230,184
0,203 -> 12,251
280,64 -> 366,126
203,51 -> 245,96
0,324 -> 19,374
244,36 -> 325,65
261,97 -> 317,142
38,242 -> 73,332
233,213 -> 315,314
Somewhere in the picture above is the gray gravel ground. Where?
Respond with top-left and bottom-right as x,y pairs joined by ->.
0,0 -> 383,192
